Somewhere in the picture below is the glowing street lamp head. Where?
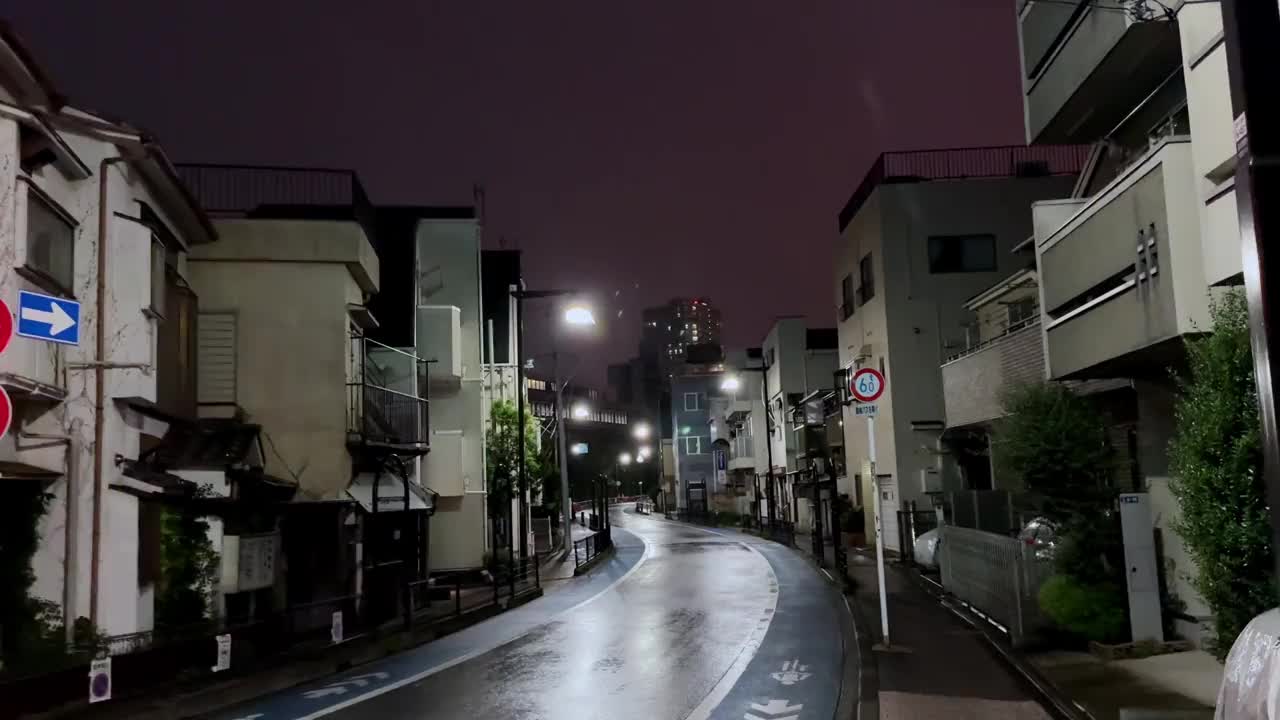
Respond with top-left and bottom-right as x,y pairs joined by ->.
619,452 -> 633,466
563,304 -> 596,327
636,453 -> 647,463
637,445 -> 652,459
633,422 -> 651,440
720,375 -> 741,392
572,403 -> 590,420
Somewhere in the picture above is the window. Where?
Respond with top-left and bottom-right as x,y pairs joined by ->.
858,253 -> 875,304
684,436 -> 707,455
840,274 -> 855,320
25,189 -> 75,293
927,234 -> 997,274
767,347 -> 776,367
684,392 -> 703,411
149,236 -> 166,318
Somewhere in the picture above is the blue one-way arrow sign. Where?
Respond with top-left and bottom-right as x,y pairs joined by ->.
17,291 -> 80,345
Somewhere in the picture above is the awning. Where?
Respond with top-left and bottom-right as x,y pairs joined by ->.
346,472 -> 436,514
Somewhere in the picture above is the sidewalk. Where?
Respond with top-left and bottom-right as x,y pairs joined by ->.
540,522 -> 602,581
846,552 -> 1054,719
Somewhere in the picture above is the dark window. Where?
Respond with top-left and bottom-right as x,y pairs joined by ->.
149,237 -> 166,317
26,190 -> 75,292
840,274 -> 855,319
1008,298 -> 1037,327
927,234 -> 997,274
858,253 -> 875,304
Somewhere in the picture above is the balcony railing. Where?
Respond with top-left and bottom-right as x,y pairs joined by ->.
348,334 -> 430,454
838,145 -> 1091,231
175,163 -> 376,242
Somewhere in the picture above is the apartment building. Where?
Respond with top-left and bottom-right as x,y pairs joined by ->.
833,145 -> 1086,552
178,165 -> 432,624
706,350 -> 767,515
0,27 -> 218,639
1014,0 -> 1242,641
369,208 -> 489,571
670,357 -> 726,514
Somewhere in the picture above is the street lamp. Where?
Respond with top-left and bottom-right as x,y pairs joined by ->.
619,452 -> 633,466
572,403 -> 591,420
633,422 -> 651,440
511,287 -> 596,562
720,375 -> 742,392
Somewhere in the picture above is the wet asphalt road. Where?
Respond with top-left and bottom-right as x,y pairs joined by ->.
210,509 -> 850,720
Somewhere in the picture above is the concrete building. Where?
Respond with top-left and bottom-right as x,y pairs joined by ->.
670,356 -> 729,514
1013,0 -> 1243,642
833,145 -> 1086,552
0,27 -> 218,639
180,165 -> 432,624
706,350 -> 767,516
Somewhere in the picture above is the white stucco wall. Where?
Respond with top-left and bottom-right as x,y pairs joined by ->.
416,218 -> 488,568
0,114 -> 194,636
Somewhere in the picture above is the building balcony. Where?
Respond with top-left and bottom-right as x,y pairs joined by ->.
1035,138 -> 1207,380
1021,1 -> 1182,143
728,454 -> 755,472
347,335 -> 430,454
942,321 -> 1045,429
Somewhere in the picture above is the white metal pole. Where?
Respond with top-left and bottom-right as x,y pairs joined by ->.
869,414 -> 890,645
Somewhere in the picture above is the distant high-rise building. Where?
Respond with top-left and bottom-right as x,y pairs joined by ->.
640,298 -> 722,370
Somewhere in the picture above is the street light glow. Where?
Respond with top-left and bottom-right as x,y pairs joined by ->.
637,445 -> 652,458
720,375 -> 741,392
636,453 -> 647,463
633,422 -> 651,440
572,403 -> 590,420
564,304 -> 596,327
619,452 -> 633,466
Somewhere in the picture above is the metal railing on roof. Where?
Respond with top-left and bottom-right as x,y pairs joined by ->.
837,144 -> 1092,231
175,163 -> 377,241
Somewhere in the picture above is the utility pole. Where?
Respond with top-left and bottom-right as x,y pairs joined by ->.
1222,0 -> 1280,575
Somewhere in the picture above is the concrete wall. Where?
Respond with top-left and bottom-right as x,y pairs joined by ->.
415,218 -> 487,569
942,322 -> 1045,429
671,372 -> 718,509
189,220 -> 373,501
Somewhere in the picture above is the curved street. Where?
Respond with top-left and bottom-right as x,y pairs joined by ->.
209,508 -> 852,720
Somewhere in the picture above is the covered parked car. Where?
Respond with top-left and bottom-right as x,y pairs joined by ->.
913,528 -> 941,569
1017,516 -> 1057,561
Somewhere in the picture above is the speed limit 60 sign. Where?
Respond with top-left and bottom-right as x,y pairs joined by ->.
850,367 -> 885,403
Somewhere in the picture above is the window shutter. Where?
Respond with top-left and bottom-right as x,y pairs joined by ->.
198,312 -> 237,404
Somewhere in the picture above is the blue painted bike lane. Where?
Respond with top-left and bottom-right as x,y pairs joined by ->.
206,527 -> 648,720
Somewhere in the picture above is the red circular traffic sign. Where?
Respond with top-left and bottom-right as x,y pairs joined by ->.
0,298 -> 12,355
0,386 -> 12,441
850,368 -> 885,403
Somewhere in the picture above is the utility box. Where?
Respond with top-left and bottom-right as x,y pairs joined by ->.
1119,493 -> 1163,642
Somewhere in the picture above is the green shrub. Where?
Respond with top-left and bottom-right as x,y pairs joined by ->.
1039,574 -> 1128,643
1170,290 -> 1274,659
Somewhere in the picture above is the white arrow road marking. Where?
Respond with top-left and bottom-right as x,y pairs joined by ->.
20,303 -> 74,336
303,686 -> 350,699
302,671 -> 390,700
745,698 -> 803,720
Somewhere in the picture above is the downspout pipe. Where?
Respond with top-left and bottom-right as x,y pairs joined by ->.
90,156 -> 126,626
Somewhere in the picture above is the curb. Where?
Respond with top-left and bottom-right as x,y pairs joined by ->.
907,567 -> 1094,720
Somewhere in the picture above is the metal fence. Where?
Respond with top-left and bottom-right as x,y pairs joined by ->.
573,530 -> 613,570
937,526 -> 1054,647
944,489 -> 1032,536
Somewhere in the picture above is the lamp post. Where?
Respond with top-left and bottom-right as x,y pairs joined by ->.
511,287 -> 594,562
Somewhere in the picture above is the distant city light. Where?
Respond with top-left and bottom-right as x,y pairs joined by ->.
571,442 -> 589,456
572,404 -> 590,419
619,452 -> 633,466
720,375 -> 741,392
633,423 -> 652,440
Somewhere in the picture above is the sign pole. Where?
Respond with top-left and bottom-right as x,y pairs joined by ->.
869,414 -> 890,646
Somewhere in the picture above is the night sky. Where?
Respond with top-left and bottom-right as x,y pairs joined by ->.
8,1 -> 1025,385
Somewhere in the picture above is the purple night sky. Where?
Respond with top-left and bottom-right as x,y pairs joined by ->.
7,1 -> 1025,385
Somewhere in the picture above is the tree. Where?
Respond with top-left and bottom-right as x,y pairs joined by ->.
995,382 -> 1127,640
485,400 -> 543,518
1170,290 -> 1274,659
